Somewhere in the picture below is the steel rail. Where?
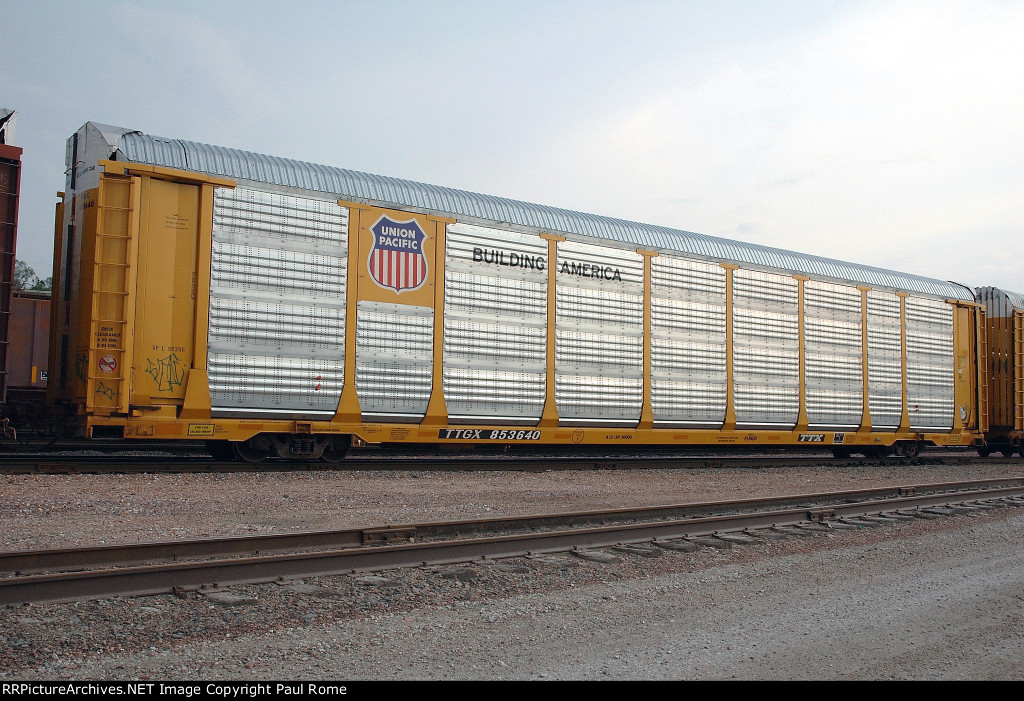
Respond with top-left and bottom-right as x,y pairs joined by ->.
2,482 -> 1023,606
0,452 -> 997,474
2,477 -> 1023,575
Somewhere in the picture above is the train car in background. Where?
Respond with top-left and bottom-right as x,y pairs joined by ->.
6,288 -> 50,398
50,122 -> 988,461
0,108 -> 22,406
1,289 -> 51,437
975,286 -> 1024,456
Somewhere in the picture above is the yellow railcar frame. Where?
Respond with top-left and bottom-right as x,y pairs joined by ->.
53,163 -> 987,454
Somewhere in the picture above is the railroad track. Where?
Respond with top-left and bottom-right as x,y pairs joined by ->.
0,450 -> 1005,474
3,478 -> 1022,606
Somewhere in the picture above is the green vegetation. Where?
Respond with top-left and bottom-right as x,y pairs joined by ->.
14,259 -> 51,291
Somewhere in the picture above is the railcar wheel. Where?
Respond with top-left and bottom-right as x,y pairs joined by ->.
233,435 -> 272,463
320,436 -> 351,463
893,441 -> 922,458
866,446 -> 891,459
831,448 -> 852,459
976,446 -> 992,458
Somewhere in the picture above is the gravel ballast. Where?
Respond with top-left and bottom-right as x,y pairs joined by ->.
2,460 -> 1023,680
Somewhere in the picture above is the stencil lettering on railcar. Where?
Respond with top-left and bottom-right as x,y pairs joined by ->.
558,260 -> 622,281
367,215 -> 428,293
798,434 -> 825,442
95,325 -> 121,349
472,247 -> 546,270
438,429 -> 542,440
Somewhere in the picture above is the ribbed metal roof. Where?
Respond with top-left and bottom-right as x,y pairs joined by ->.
1005,289 -> 1024,309
100,124 -> 972,301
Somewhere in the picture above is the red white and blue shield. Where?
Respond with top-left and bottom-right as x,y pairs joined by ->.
367,215 -> 428,293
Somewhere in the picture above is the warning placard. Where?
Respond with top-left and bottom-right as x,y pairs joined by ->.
98,355 -> 118,373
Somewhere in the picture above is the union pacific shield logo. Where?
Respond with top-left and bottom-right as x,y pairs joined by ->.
367,215 -> 428,293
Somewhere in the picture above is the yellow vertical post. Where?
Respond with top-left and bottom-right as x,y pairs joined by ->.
334,201 -> 369,424
638,250 -> 657,431
422,216 -> 452,425
124,174 -> 149,413
949,301 -> 983,436
191,183 -> 216,371
794,276 -> 809,432
538,234 -> 564,428
721,264 -> 737,431
180,182 -> 219,419
950,302 -> 962,434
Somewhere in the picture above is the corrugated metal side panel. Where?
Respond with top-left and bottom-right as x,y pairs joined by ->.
555,241 -> 644,425
650,255 -> 726,427
804,281 -> 863,428
732,269 -> 799,428
442,223 -> 547,424
866,291 -> 902,430
111,128 -> 974,302
906,297 -> 954,431
208,187 -> 347,418
355,300 -> 433,422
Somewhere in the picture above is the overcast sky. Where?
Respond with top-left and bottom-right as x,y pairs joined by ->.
3,0 -> 1022,291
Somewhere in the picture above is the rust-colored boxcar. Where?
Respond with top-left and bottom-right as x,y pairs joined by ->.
6,289 -> 50,398
0,111 -> 23,404
975,286 -> 1024,455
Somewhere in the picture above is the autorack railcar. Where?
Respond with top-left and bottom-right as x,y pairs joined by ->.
49,122 -> 988,461
975,286 -> 1024,456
